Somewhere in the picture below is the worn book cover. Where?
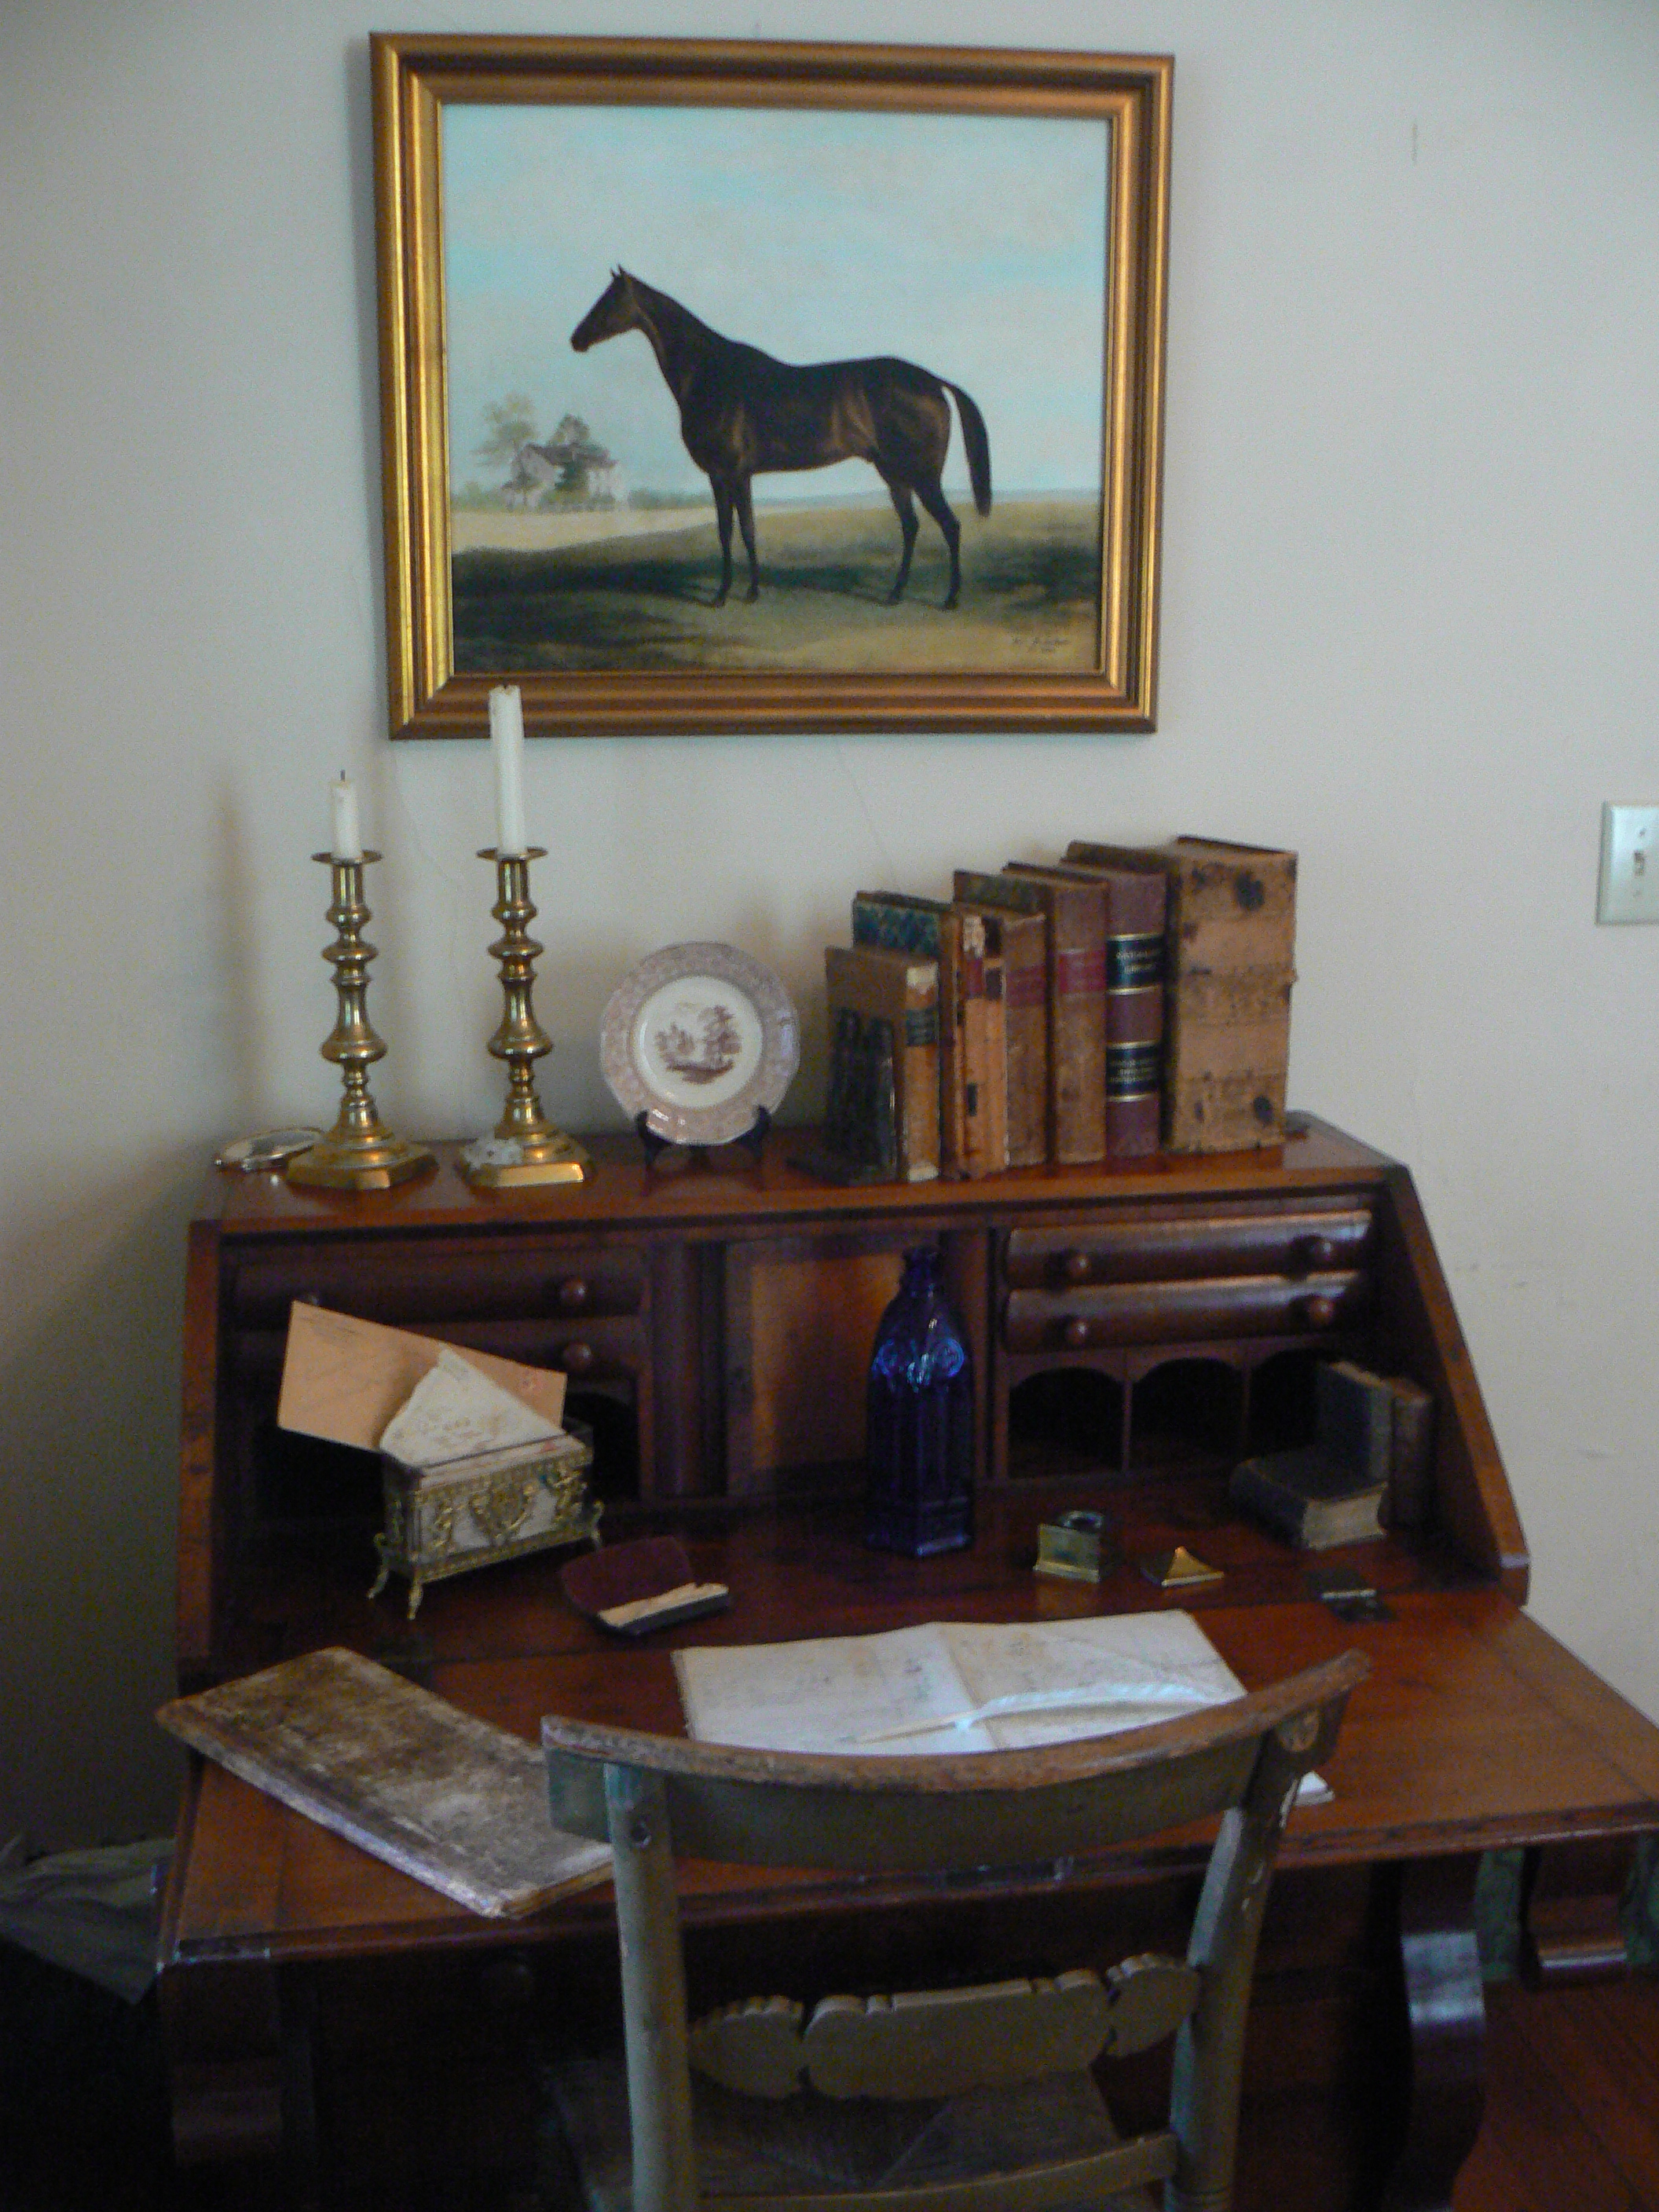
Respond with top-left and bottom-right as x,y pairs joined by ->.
819,1001 -> 899,1179
951,889 -> 1046,1168
1229,1445 -> 1386,1551
156,1647 -> 611,1918
954,870 -> 1101,1165
851,892 -> 975,1176
851,895 -> 1007,1181
957,910 -> 1009,1177
1001,864 -> 1108,1164
824,944 -> 940,1183
1316,1359 -> 1397,1490
1067,836 -> 1296,1153
1383,1375 -> 1435,1529
1038,855 -> 1167,1160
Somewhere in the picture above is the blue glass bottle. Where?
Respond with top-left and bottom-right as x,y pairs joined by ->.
865,1247 -> 974,1556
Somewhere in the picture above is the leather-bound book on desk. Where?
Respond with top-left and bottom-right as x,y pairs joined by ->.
824,945 -> 940,1183
1068,837 -> 1296,1152
950,890 -> 1046,1168
1023,855 -> 1166,1160
955,868 -> 1104,1165
851,893 -> 1005,1177
1002,863 -> 1111,1164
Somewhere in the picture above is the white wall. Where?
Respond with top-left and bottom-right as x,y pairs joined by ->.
2,0 -> 1656,1849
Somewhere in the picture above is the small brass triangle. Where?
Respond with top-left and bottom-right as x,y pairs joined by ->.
1137,1545 -> 1225,1591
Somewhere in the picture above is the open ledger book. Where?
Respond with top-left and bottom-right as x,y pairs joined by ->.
674,1613 -> 1329,1801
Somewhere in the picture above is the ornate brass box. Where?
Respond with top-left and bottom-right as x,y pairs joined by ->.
370,1424 -> 599,1617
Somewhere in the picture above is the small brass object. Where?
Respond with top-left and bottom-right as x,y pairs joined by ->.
287,854 -> 434,1192
1137,1545 -> 1225,1591
1035,1509 -> 1114,1584
461,848 -> 591,1189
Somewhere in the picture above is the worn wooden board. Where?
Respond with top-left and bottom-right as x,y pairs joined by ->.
158,1647 -> 609,1918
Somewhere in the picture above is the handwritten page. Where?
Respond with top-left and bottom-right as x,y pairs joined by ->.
676,1613 -> 1240,1756
675,1624 -> 999,1754
378,1347 -> 560,1467
673,1615 -> 1329,1802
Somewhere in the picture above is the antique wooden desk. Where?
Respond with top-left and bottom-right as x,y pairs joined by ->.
158,1120 -> 1659,2210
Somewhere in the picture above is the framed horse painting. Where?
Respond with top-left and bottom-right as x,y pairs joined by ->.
372,35 -> 1172,738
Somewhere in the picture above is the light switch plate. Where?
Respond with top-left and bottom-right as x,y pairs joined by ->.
1597,804 -> 1659,924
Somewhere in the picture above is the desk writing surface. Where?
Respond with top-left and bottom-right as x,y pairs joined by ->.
162,1503 -> 1659,1972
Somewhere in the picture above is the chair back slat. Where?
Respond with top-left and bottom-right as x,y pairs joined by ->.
543,1653 -> 1363,1872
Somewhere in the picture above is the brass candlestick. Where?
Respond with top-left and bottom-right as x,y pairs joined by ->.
287,853 -> 434,1192
460,848 -> 590,1189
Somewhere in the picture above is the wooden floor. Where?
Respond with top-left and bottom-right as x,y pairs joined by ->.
1455,1976 -> 1659,2212
5,1939 -> 1657,2209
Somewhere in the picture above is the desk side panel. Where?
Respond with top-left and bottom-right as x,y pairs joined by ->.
1375,1166 -> 1528,1601
177,1218 -> 225,1689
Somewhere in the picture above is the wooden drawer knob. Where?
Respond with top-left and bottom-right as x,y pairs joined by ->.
1298,1295 -> 1339,1330
1061,1250 -> 1093,1285
1063,1317 -> 1093,1350
555,1276 -> 591,1313
558,1340 -> 596,1376
1295,1233 -> 1338,1274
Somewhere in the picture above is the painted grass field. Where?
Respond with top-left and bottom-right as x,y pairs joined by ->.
451,494 -> 1102,676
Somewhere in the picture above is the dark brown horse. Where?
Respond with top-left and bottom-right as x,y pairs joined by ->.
570,269 -> 991,608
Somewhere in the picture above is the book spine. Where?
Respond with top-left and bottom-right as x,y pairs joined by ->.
936,914 -> 968,1177
1316,1361 -> 1395,1488
1046,890 -> 1107,1166
893,976 -> 941,1183
851,895 -> 958,1174
1000,947 -> 1046,1168
1163,843 -> 1297,1155
951,879 -> 1047,1168
823,949 -> 939,1183
999,866 -> 1108,1163
1228,1456 -> 1309,1544
1385,1378 -> 1435,1529
1102,870 -> 1166,1162
954,914 -> 1007,1177
822,1003 -> 898,1177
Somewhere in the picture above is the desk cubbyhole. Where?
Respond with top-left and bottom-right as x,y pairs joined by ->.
562,1381 -> 639,1502
1126,1357 -> 1243,1472
1007,1368 -> 1125,1481
1244,1347 -> 1326,1454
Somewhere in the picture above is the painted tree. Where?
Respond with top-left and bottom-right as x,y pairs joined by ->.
474,394 -> 538,471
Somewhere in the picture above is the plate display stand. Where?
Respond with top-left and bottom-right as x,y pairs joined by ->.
633,1104 -> 772,1171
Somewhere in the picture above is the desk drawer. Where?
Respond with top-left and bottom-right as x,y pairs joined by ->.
1002,1271 -> 1367,1352
1002,1206 -> 1373,1291
229,1236 -> 646,1327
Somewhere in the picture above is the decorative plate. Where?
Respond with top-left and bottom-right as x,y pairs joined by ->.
600,943 -> 799,1147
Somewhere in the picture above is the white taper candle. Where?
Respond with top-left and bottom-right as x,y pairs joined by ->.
489,684 -> 528,855
329,773 -> 361,862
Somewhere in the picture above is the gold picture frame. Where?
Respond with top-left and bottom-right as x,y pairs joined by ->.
372,35 -> 1172,739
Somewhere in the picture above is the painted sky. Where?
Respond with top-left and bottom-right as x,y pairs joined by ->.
442,101 -> 1109,502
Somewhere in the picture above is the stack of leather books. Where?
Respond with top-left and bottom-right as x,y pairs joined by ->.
816,835 -> 1298,1181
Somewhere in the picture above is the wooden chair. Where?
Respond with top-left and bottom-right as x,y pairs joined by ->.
542,1650 -> 1367,2212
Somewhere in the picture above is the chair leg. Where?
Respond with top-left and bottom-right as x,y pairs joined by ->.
605,1764 -> 698,2212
